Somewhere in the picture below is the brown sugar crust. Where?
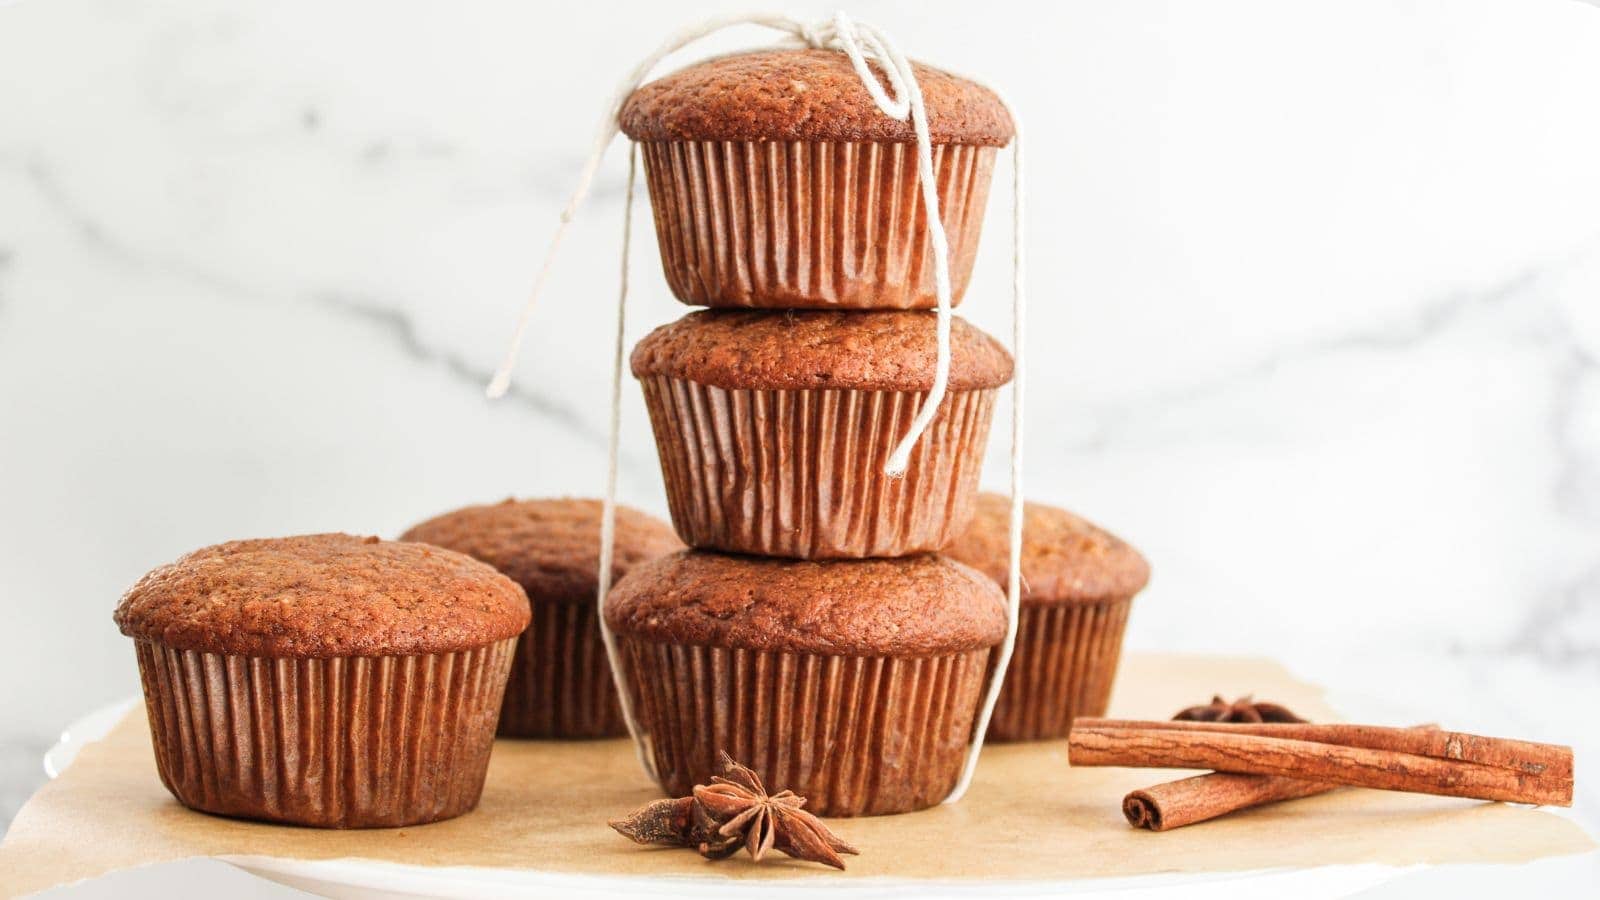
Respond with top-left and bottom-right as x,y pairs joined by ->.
605,551 -> 1006,656
630,310 -> 1014,392
400,498 -> 683,605
945,493 -> 1151,605
620,49 -> 1014,147
114,534 -> 530,658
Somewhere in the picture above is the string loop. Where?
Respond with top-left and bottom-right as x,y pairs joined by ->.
489,11 -> 1025,806
595,143 -> 655,779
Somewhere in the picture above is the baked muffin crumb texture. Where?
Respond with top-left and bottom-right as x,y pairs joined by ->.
114,533 -> 530,658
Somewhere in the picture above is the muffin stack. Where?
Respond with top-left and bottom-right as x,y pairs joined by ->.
602,49 -> 1018,816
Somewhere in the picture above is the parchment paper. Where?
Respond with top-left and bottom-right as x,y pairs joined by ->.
2,654 -> 1592,894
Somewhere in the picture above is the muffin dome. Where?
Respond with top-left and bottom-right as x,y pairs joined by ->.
401,498 -> 683,603
607,551 -> 1006,814
606,551 -> 1006,656
619,49 -> 1015,146
946,493 -> 1150,605
630,309 -> 1014,393
114,534 -> 529,658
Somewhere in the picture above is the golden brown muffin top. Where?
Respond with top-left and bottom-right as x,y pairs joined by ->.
114,534 -> 530,658
944,493 -> 1151,605
631,310 -> 1014,392
605,551 -> 1006,657
619,49 -> 1014,147
400,498 -> 683,605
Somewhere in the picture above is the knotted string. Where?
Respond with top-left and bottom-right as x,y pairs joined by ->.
485,11 -> 816,401
486,10 -> 1025,805
826,15 -> 957,478
486,12 -> 951,473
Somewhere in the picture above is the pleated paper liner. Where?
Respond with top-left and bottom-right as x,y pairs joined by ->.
640,375 -> 997,558
619,637 -> 994,816
639,140 -> 997,309
133,638 -> 516,828
986,597 -> 1133,742
498,600 -> 625,738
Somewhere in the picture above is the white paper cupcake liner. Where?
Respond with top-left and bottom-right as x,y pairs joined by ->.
640,139 -> 997,309
134,638 -> 516,828
640,375 -> 996,558
498,601 -> 624,738
619,637 -> 993,816
987,598 -> 1133,742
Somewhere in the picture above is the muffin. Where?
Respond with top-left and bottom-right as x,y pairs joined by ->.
113,534 -> 529,827
400,498 -> 682,738
605,550 -> 1006,816
632,309 -> 1012,558
619,49 -> 1014,309
945,494 -> 1151,741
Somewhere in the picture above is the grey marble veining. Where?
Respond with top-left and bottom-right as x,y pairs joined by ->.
1064,266 -> 1545,454
311,289 -> 604,442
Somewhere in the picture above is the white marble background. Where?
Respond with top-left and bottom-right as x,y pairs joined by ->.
2,0 -> 1598,885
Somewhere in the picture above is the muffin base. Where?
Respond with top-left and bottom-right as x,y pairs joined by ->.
640,376 -> 996,558
134,639 -> 516,828
619,637 -> 992,816
640,139 -> 996,309
498,601 -> 625,738
987,597 -> 1133,742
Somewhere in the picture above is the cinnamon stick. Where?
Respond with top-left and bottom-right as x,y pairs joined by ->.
1083,719 -> 1572,778
1123,772 -> 1337,831
1071,719 -> 1573,807
1121,723 -> 1441,830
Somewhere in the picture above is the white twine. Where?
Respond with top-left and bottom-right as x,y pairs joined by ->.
486,12 -> 953,473
944,107 -> 1024,803
595,143 -> 657,780
486,10 -> 1026,806
484,11 -> 814,401
828,15 -> 958,478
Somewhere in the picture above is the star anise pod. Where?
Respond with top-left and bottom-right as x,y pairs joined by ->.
609,751 -> 858,870
1174,694 -> 1306,723
692,751 -> 858,870
610,796 -> 704,846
